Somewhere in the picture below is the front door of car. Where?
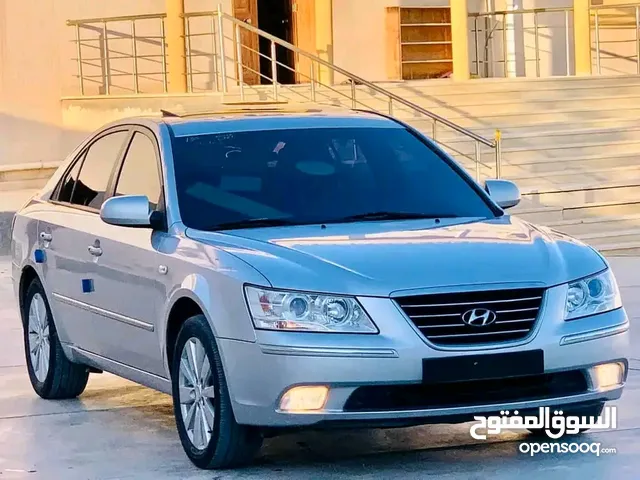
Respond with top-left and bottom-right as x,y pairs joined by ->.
81,129 -> 168,377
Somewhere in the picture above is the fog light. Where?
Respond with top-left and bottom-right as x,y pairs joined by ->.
280,386 -> 329,412
591,362 -> 625,389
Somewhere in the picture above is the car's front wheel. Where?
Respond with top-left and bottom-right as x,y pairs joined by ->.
22,278 -> 89,399
171,315 -> 263,469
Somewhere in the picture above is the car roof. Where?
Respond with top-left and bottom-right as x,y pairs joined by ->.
145,103 -> 405,137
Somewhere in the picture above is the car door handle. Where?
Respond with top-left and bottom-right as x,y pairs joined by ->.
40,232 -> 53,242
87,245 -> 103,257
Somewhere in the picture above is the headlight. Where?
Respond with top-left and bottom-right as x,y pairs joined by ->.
564,269 -> 622,321
244,286 -> 378,333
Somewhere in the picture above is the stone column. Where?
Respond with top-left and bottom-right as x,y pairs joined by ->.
451,0 -> 471,80
573,0 -> 592,75
165,0 -> 188,92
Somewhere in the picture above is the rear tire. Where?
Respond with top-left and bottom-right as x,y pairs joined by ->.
171,314 -> 263,469
22,277 -> 89,399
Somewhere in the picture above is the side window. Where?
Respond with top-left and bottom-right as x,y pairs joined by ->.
71,131 -> 129,209
56,155 -> 84,203
114,132 -> 162,209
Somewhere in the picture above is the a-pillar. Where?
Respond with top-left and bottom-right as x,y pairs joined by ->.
573,0 -> 592,75
451,0 -> 471,81
165,0 -> 188,93
315,0 -> 334,85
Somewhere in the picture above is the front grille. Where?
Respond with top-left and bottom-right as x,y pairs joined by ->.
343,370 -> 588,412
396,288 -> 545,346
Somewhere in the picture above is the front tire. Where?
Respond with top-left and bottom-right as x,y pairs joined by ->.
22,278 -> 89,399
171,315 -> 263,469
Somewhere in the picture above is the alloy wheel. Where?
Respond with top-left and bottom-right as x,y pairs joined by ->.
178,337 -> 216,450
27,293 -> 51,383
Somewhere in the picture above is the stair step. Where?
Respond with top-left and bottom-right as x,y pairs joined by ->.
591,240 -> 640,254
0,178 -> 49,192
578,228 -> 640,244
545,214 -> 640,236
509,166 -> 640,190
0,189 -> 38,213
514,199 -> 640,223
0,162 -> 60,183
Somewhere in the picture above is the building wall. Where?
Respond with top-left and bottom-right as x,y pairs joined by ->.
332,0 -> 461,82
0,0 -> 233,166
1,0 -> 638,166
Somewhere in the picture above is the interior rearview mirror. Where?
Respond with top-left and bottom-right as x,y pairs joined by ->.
484,179 -> 521,210
100,195 -> 152,228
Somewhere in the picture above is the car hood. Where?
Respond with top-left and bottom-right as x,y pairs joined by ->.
186,216 -> 607,296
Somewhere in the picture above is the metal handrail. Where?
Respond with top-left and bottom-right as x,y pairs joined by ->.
66,8 -> 501,179
468,7 -> 572,17
213,11 -> 496,150
472,3 -> 640,78
66,13 -> 166,25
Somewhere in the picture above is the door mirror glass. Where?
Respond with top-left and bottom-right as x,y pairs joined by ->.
100,195 -> 152,227
484,179 -> 521,210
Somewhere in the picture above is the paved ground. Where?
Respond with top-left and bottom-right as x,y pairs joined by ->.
0,257 -> 639,480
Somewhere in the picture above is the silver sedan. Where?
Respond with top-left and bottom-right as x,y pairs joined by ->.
10,108 -> 630,469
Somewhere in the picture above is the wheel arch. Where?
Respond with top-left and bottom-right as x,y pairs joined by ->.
18,265 -> 42,321
164,294 -> 206,375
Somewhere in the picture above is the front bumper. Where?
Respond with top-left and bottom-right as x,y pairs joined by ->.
217,286 -> 630,428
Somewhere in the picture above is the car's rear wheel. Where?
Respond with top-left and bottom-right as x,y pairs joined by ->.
526,402 -> 605,437
171,315 -> 263,469
22,278 -> 89,399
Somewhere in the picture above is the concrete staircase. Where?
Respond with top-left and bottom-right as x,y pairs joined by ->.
2,75 -> 640,254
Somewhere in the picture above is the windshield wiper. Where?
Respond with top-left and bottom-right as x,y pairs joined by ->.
211,217 -> 296,230
328,211 -> 459,223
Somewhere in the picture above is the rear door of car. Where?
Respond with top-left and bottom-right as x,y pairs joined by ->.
38,127 -> 131,355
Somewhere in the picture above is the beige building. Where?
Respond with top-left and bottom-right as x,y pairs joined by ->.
1,0 -> 639,165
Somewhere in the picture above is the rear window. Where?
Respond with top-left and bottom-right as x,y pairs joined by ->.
171,127 -> 495,230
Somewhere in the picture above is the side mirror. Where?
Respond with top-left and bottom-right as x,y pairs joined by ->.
484,179 -> 521,210
100,195 -> 152,227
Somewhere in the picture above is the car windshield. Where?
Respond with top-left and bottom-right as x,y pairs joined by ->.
171,126 -> 496,231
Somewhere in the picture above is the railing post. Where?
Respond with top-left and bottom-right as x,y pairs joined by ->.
388,97 -> 393,116
102,21 -> 111,95
502,13 -> 508,77
474,17 -> 480,77
474,141 -> 481,182
217,5 -> 228,93
595,10 -> 601,75
565,10 -> 571,76
310,62 -> 317,101
432,119 -> 437,141
351,80 -> 356,108
74,24 -> 85,95
161,18 -> 168,93
636,6 -> 640,75
271,41 -> 278,100
494,129 -> 502,179
131,20 -> 139,93
235,23 -> 245,100
484,16 -> 490,77
186,18 -> 193,92
210,15 -> 219,91
533,12 -> 540,78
